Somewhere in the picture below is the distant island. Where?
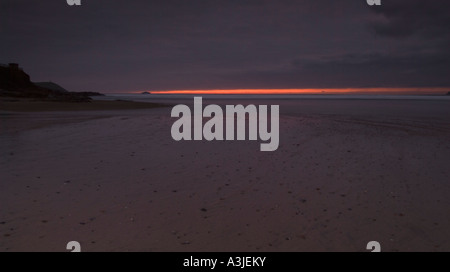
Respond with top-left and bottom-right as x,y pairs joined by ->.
141,91 -> 152,94
0,63 -> 103,102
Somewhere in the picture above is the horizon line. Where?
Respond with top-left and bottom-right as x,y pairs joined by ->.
121,87 -> 450,95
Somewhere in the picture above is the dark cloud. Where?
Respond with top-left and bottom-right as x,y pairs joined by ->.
1,0 -> 449,92
228,50 -> 450,89
368,0 -> 450,39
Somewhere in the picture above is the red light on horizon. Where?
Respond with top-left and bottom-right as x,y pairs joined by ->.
129,88 -> 448,95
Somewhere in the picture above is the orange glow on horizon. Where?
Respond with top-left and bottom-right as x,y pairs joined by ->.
130,88 -> 448,95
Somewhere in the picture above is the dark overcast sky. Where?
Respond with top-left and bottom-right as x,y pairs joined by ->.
1,0 -> 450,92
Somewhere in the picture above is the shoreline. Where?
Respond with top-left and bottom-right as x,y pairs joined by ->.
0,98 -> 170,112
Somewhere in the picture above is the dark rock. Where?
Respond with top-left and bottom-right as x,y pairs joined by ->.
0,63 -> 103,102
34,82 -> 69,92
76,91 -> 104,97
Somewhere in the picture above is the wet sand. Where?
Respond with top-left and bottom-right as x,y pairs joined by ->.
0,98 -> 168,112
1,98 -> 450,251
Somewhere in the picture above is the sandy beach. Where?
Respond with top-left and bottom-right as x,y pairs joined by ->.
1,97 -> 450,252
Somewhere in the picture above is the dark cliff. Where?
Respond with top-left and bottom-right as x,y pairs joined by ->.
0,64 -> 103,102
